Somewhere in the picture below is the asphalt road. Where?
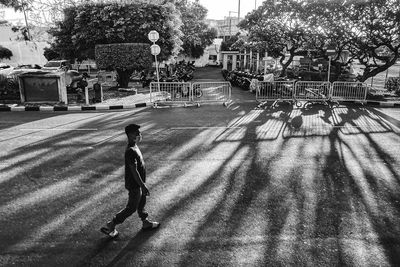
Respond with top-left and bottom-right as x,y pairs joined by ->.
1,95 -> 400,266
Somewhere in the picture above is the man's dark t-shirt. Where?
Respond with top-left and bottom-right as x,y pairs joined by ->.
125,144 -> 146,189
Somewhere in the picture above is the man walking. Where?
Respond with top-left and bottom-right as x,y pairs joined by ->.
101,124 -> 160,237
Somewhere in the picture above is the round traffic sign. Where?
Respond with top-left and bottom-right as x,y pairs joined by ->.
148,30 -> 159,42
151,44 -> 161,55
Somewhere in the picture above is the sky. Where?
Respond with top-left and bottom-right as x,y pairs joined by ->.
198,0 -> 263,20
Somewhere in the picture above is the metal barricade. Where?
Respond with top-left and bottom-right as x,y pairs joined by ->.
256,81 -> 296,106
294,81 -> 332,106
150,82 -> 192,107
191,82 -> 231,106
331,82 -> 368,103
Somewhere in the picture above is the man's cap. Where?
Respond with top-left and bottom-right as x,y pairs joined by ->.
125,124 -> 140,135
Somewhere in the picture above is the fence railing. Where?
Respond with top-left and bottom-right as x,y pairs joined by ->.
294,81 -> 332,103
150,81 -> 231,107
256,81 -> 368,105
256,81 -> 295,103
150,82 -> 192,106
331,82 -> 368,102
191,82 -> 231,106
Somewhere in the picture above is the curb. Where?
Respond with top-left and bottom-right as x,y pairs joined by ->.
1,101 -> 400,112
365,101 -> 400,108
0,103 -> 148,112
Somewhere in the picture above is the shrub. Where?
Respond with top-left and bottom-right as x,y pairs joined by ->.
95,43 -> 152,88
0,46 -> 12,60
385,77 -> 400,95
43,47 -> 60,61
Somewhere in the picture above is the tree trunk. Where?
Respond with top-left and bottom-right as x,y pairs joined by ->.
358,54 -> 399,83
116,68 -> 133,88
279,52 -> 294,77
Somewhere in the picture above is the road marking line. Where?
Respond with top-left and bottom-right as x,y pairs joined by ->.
170,126 -> 244,129
18,128 -> 98,131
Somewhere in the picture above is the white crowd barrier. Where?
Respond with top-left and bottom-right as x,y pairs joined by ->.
256,81 -> 296,104
150,82 -> 231,107
331,82 -> 368,103
191,82 -> 231,106
150,82 -> 192,106
294,81 -> 332,103
255,80 -> 368,106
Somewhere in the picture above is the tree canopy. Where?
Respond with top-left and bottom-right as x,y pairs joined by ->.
175,0 -> 217,58
95,43 -> 152,87
239,0 -> 400,81
47,1 -> 183,62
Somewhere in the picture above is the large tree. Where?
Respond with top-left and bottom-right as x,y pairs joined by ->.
175,0 -> 217,58
306,0 -> 400,82
240,0 -> 400,82
238,0 -> 314,76
48,1 -> 183,62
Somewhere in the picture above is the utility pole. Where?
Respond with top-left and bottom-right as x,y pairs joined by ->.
21,1 -> 31,41
238,0 -> 240,22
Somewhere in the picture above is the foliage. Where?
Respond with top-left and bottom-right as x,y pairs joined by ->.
385,77 -> 400,95
220,34 -> 240,51
0,45 -> 13,60
43,47 -> 60,61
240,0 -> 400,81
239,0 -> 315,76
306,0 -> 400,82
0,0 -> 22,10
48,2 -> 183,62
175,0 -> 217,58
11,25 -> 31,41
95,43 -> 152,88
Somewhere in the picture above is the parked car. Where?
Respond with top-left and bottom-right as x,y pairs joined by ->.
42,60 -> 72,71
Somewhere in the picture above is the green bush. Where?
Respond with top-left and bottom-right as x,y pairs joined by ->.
0,45 -> 12,60
385,77 -> 400,95
0,73 -> 19,101
95,43 -> 152,88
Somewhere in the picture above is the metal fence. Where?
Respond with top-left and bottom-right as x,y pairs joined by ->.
150,82 -> 192,106
191,82 -> 231,106
255,81 -> 368,106
256,81 -> 295,104
294,81 -> 332,103
331,82 -> 368,103
150,82 -> 231,107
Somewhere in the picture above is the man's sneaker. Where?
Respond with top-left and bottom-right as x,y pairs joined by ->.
142,219 -> 160,231
100,220 -> 116,236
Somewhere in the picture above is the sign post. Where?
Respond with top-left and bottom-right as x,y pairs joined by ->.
148,30 -> 161,90
327,49 -> 336,82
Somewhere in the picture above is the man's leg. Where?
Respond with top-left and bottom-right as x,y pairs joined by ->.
137,189 -> 148,221
113,188 -> 141,224
137,188 -> 160,230
102,188 -> 141,234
